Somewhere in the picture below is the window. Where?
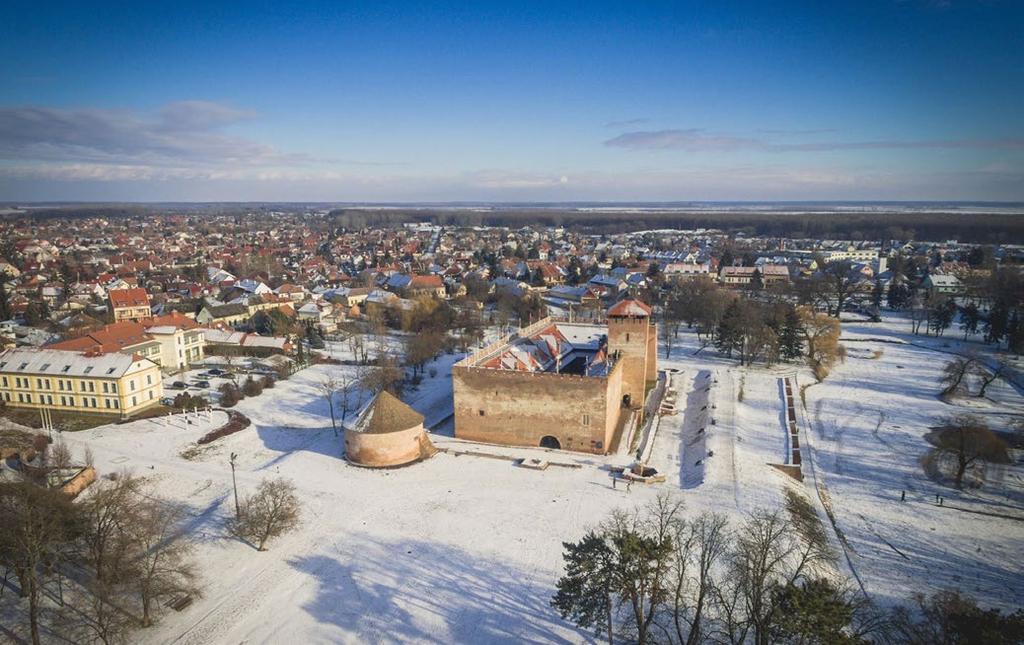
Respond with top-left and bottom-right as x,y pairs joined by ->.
58,380 -> 64,391
84,366 -> 93,374
36,378 -> 43,388
44,379 -> 50,389
18,362 -> 28,370
105,399 -> 111,408
130,380 -> 136,391
478,409 -> 485,416
111,383 -> 117,393
62,365 -> 71,372
146,374 -> 152,385
149,391 -> 154,400
81,381 -> 88,391
40,363 -> 50,371
0,376 -> 6,387
89,382 -> 95,392
102,382 -> 108,393
106,367 -> 116,375
625,333 -> 630,342
131,396 -> 137,407
582,414 -> 590,426
112,400 -> 119,409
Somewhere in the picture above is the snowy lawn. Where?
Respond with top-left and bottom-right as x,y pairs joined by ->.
33,315 -> 1024,643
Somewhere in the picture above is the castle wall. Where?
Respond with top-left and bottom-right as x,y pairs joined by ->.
604,360 -> 624,446
452,366 -> 614,453
646,322 -> 658,384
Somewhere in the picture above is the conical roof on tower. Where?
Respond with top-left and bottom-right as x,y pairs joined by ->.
357,391 -> 425,434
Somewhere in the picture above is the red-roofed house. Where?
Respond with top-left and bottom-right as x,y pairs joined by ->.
407,274 -> 446,298
108,288 -> 151,323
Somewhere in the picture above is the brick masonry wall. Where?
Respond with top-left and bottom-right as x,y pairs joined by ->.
452,366 -> 616,453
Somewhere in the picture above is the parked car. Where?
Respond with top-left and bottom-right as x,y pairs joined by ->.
170,381 -> 187,390
192,380 -> 211,389
207,368 -> 226,376
160,396 -> 177,406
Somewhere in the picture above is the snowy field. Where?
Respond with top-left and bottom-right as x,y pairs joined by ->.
20,313 -> 1024,643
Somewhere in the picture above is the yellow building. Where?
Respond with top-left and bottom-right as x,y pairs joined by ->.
0,347 -> 163,418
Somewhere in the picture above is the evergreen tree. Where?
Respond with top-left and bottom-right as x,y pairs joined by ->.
1008,312 -> 1024,355
715,300 -> 742,357
750,268 -> 764,292
769,579 -> 861,645
959,302 -> 981,340
887,281 -> 910,310
871,279 -> 883,308
0,271 -> 11,321
779,306 -> 805,361
928,297 -> 957,337
551,531 -> 617,644
985,302 -> 1009,345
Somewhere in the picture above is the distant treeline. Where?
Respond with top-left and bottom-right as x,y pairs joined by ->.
329,208 -> 1024,243
5,203 -> 1022,243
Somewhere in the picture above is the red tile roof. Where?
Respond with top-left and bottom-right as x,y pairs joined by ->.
49,321 -> 153,353
607,299 -> 652,317
108,287 -> 150,308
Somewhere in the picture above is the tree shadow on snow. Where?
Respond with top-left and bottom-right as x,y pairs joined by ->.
287,535 -> 592,644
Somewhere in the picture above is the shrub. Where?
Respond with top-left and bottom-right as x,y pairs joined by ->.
219,383 -> 242,408
241,376 -> 263,397
173,392 -> 209,409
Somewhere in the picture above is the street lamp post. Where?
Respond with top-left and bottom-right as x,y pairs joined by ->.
229,452 -> 240,518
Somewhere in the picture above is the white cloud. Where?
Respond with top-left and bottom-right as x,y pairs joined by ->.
604,128 -> 1024,153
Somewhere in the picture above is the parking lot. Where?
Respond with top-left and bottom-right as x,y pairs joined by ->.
161,359 -> 285,406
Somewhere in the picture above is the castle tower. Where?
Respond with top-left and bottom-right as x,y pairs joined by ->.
606,299 -> 657,411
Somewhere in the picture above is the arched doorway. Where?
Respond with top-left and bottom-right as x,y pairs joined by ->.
539,435 -> 561,450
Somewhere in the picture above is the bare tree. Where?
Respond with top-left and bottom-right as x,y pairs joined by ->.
798,307 -> 845,381
925,415 -> 1011,489
603,495 -> 681,644
938,355 -> 979,397
126,499 -> 199,627
672,512 -> 730,645
76,580 -> 134,645
347,331 -> 368,365
727,499 -> 835,645
660,313 -> 681,359
318,376 -> 342,436
976,360 -> 1007,398
360,354 -> 406,397
232,477 -> 301,551
799,260 -> 862,318
48,437 -> 73,475
0,483 -> 80,645
80,474 -> 142,583
405,330 -> 444,377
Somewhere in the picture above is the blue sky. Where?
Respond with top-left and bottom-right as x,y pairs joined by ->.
0,0 -> 1021,201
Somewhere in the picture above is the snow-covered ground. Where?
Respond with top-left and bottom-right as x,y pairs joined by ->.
20,313 -> 1024,643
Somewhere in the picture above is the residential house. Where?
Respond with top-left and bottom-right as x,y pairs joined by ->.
108,288 -> 151,322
